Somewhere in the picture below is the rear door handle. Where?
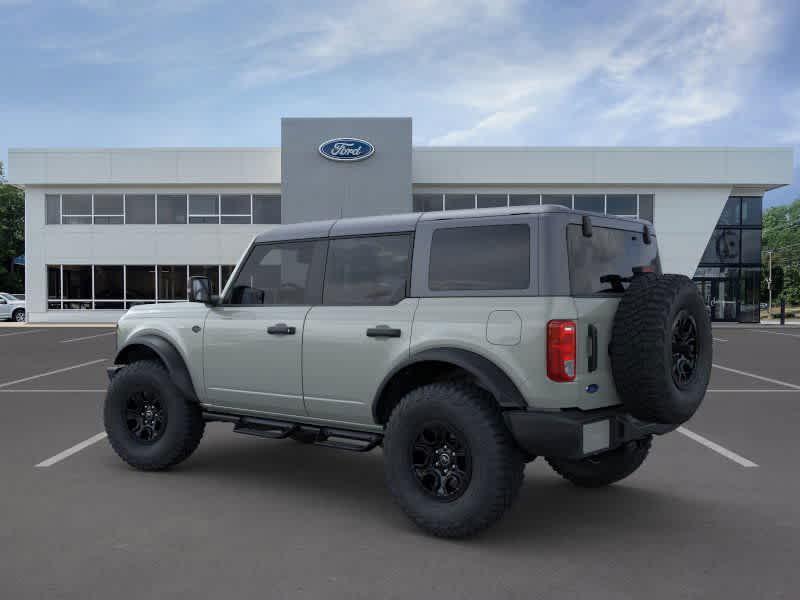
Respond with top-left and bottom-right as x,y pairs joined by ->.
366,325 -> 402,338
267,323 -> 296,335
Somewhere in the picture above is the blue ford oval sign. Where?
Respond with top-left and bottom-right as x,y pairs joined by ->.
318,138 -> 375,162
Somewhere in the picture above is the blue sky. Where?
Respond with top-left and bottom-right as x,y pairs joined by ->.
1,0 -> 798,207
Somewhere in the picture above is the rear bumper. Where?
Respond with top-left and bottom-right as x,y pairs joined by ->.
504,406 -> 676,461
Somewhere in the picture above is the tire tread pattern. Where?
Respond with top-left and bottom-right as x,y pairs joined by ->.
610,274 -> 711,424
104,360 -> 205,471
384,382 -> 524,538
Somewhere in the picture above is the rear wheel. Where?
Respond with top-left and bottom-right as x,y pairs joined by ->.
546,436 -> 651,487
383,382 -> 524,538
12,309 -> 25,322
104,360 -> 205,471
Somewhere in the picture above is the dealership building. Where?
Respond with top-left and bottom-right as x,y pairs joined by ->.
8,117 -> 794,323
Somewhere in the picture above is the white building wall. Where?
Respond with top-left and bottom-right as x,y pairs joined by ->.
12,145 -> 792,323
24,185 -> 280,323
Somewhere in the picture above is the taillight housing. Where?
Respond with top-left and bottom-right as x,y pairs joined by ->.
547,320 -> 577,382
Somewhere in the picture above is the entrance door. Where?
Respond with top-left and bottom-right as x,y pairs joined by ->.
203,239 -> 327,416
695,278 -> 738,322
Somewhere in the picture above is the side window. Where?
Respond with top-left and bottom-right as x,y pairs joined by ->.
428,224 -> 530,291
323,235 -> 411,305
226,240 -> 326,306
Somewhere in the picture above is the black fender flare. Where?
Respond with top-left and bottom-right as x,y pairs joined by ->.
372,347 -> 527,422
114,334 -> 198,402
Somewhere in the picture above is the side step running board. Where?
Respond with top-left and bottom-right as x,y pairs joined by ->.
233,416 -> 298,439
203,411 -> 382,452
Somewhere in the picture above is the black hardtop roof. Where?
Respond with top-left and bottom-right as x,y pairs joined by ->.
253,204 -> 648,244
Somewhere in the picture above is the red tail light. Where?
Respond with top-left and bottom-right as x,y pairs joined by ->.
547,320 -> 576,382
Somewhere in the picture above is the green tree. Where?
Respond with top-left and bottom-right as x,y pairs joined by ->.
762,197 -> 800,306
0,161 -> 25,293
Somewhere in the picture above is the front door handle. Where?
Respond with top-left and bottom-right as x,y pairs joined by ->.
366,325 -> 402,338
267,323 -> 296,335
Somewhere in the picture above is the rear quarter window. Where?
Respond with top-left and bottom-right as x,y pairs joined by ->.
567,224 -> 660,295
428,224 -> 530,291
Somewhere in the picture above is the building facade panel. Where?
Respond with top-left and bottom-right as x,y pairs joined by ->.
9,118 -> 793,323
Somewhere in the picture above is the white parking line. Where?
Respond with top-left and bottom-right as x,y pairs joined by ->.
0,329 -> 44,338
59,331 -> 116,344
713,337 -> 728,342
712,363 -> 800,390
35,432 -> 107,468
747,329 -> 800,339
0,389 -> 105,393
0,359 -> 107,389
677,427 -> 758,468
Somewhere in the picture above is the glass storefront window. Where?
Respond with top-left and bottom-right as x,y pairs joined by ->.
476,194 -> 508,208
509,194 -> 540,207
190,265 -> 220,295
694,195 -> 763,322
740,229 -> 762,263
444,194 -> 475,210
126,266 -> 156,300
606,194 -> 637,215
694,267 -> 739,321
638,194 -> 654,222
541,194 -> 572,208
158,266 -> 188,301
739,267 -> 761,323
573,195 -> 604,213
413,194 -> 443,212
741,197 -> 762,226
717,197 -> 741,225
701,229 -> 740,263
63,265 -> 92,300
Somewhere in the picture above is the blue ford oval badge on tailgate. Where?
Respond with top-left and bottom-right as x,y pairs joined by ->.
319,138 -> 375,162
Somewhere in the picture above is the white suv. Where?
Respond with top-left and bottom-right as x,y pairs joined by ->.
0,293 -> 26,322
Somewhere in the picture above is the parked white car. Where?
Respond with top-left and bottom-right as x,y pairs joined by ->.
0,293 -> 26,322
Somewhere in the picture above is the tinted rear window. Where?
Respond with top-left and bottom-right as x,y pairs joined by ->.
567,224 -> 660,294
429,224 -> 530,291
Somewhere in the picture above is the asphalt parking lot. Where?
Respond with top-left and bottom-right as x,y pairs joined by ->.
1,325 -> 799,599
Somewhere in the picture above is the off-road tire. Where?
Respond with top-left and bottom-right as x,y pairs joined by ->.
383,382 -> 524,538
12,308 -> 25,322
546,436 -> 651,487
104,360 -> 205,471
610,273 -> 712,425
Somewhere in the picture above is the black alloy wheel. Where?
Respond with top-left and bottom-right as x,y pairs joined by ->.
671,310 -> 698,388
411,422 -> 472,502
125,391 -> 167,444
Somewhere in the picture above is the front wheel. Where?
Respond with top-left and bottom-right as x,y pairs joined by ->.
12,309 -> 25,322
104,360 -> 205,471
546,436 -> 651,488
383,382 -> 524,538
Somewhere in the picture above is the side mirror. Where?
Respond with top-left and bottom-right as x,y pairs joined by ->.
189,276 -> 212,304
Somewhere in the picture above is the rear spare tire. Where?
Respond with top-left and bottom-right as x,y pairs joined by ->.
610,273 -> 711,425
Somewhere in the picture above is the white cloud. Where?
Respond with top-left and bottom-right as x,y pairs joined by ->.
428,0 -> 779,144
429,107 -> 536,145
237,0 -> 519,87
